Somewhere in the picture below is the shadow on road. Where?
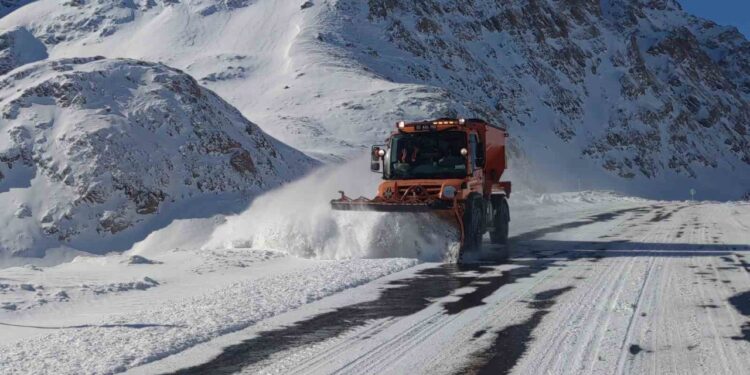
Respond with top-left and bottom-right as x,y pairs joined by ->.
0,322 -> 185,330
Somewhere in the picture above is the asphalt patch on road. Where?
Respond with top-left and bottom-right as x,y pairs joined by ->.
443,262 -> 553,315
456,286 -> 575,375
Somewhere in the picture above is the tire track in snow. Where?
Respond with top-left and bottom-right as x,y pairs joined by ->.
613,256 -> 657,375
620,204 -> 750,374
612,209 -> 674,375
550,209 -> 656,372
351,264 -> 564,375
512,208 -> 645,374
582,208 -> 667,375
520,257 -> 634,374
627,205 -> 705,375
695,212 -> 744,374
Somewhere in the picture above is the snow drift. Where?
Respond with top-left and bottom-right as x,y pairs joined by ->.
0,56 -> 315,258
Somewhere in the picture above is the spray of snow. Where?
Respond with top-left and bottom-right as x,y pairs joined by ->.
204,155 -> 460,261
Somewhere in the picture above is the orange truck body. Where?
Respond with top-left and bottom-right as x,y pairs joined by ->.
331,118 -> 512,255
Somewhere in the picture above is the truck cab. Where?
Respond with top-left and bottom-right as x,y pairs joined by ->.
370,118 -> 510,205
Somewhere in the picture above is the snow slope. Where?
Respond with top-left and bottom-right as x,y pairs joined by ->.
0,56 -> 315,259
0,0 -> 748,199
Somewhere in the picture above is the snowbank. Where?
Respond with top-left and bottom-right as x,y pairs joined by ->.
0,258 -> 417,375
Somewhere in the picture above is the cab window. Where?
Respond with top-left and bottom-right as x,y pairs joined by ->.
469,134 -> 479,170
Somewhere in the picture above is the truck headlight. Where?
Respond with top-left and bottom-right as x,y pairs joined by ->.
442,186 -> 457,199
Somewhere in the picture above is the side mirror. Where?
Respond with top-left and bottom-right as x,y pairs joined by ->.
371,145 -> 385,172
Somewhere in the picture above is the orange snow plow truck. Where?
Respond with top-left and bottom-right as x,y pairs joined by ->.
331,118 -> 511,257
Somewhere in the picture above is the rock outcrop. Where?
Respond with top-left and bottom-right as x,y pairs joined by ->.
0,57 -> 315,256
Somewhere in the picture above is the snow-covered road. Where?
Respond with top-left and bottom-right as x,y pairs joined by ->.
135,201 -> 750,375
2,198 -> 749,375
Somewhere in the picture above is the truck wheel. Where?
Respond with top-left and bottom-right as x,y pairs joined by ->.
462,195 -> 484,252
490,195 -> 509,245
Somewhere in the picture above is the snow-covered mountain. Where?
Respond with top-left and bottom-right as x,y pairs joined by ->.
2,0 -> 748,200
333,0 -> 750,199
0,56 -> 315,257
1,1 -> 750,195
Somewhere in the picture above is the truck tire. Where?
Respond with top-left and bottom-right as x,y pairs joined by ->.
490,195 -> 509,245
462,195 -> 484,252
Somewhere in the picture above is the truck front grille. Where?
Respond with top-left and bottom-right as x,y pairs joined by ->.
397,185 -> 442,198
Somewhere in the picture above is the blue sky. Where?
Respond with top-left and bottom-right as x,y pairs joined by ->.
679,0 -> 750,37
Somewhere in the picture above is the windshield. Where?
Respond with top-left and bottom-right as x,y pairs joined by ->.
386,131 -> 468,179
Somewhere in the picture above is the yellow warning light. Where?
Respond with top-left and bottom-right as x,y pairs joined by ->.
432,120 -> 458,126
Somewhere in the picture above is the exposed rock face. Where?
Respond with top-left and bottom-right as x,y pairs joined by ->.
0,27 -> 47,75
323,0 -> 750,197
0,57 -> 315,256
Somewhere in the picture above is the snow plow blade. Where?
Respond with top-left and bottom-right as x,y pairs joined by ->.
330,191 -> 465,251
331,199 -> 451,213
331,191 -> 465,260
330,191 -> 455,213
